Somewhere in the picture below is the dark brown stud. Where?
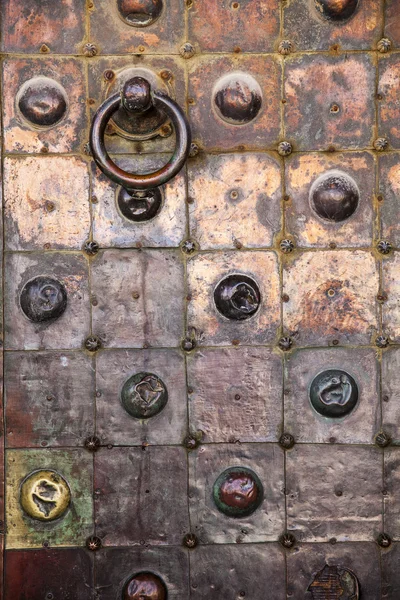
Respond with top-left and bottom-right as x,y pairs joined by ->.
309,170 -> 359,223
83,43 -> 98,57
214,274 -> 260,321
375,431 -> 391,448
378,38 -> 392,53
278,40 -> 293,55
121,77 -> 152,114
374,138 -> 389,152
84,240 -> 100,256
189,142 -> 199,157
278,336 -> 293,351
376,335 -> 390,349
280,532 -> 296,548
121,373 -> 168,419
278,141 -> 292,156
84,336 -> 102,352
308,565 -> 359,598
309,369 -> 358,419
84,436 -> 101,452
213,467 -> 263,518
181,337 -> 196,352
279,433 -> 295,449
17,77 -> 68,128
314,0 -> 359,22
117,187 -> 163,222
183,532 -> 198,548
181,239 -> 197,255
280,239 -> 295,254
213,73 -> 262,125
86,536 -> 102,551
377,533 -> 392,548
183,430 -> 203,450
122,572 -> 167,600
377,240 -> 393,255
180,42 -> 195,59
20,276 -> 67,323
117,0 -> 163,27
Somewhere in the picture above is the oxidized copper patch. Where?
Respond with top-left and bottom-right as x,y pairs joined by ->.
309,369 -> 358,418
123,572 -> 167,599
17,77 -> 68,128
121,372 -> 168,419
314,0 -> 359,22
20,276 -> 67,323
213,467 -> 263,518
117,187 -> 163,222
214,274 -> 261,321
309,170 -> 359,223
117,0 -> 164,27
308,564 -> 359,599
213,73 -> 262,125
20,470 -> 71,522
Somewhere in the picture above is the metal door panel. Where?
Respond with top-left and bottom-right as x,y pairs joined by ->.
379,153 -> 400,245
382,253 -> 400,342
378,54 -> 400,149
382,349 -> 400,442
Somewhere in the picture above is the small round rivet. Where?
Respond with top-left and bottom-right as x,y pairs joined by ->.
330,103 -> 340,114
121,372 -> 168,419
278,40 -> 293,55
280,239 -> 295,254
213,73 -> 262,125
214,274 -> 260,321
376,335 -> 390,349
182,337 -> 196,352
314,0 -> 359,21
117,0 -> 163,27
375,431 -> 391,448
279,433 -> 295,449
183,431 -> 203,450
84,336 -> 102,352
280,532 -> 296,548
374,138 -> 389,152
377,38 -> 392,53
17,77 -> 68,128
40,44 -> 50,53
20,470 -> 71,521
123,572 -> 167,600
180,42 -> 195,59
213,467 -> 263,518
117,187 -> 163,222
20,276 -> 67,323
181,239 -> 198,255
278,141 -> 292,156
377,532 -> 392,548
279,336 -> 293,351
189,142 -> 199,157
183,532 -> 198,548
83,43 -> 98,57
86,535 -> 102,551
45,200 -> 56,213
309,170 -> 359,223
84,240 -> 100,256
309,369 -> 358,418
377,240 -> 393,255
103,69 -> 115,81
84,436 -> 101,452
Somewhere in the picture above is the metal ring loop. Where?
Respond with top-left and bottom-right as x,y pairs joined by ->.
90,84 -> 191,191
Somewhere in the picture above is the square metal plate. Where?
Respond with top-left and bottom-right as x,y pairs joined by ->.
188,0 -> 280,53
378,153 -> 400,245
4,252 -> 90,351
187,251 -> 280,346
284,54 -> 375,151
4,157 -> 90,251
382,348 -> 400,442
188,153 -> 281,250
382,542 -> 400,599
187,347 -> 283,443
284,347 -> 379,444
6,449 -> 93,549
91,249 -> 184,348
285,152 -> 375,248
283,250 -> 379,346
190,544 -> 286,599
383,253 -> 400,342
286,445 -> 383,542
96,349 -> 187,445
92,155 -> 186,248
188,443 -> 285,543
95,547 -> 189,599
2,58 -> 87,154
94,446 -> 189,546
188,55 -> 282,151
5,351 -> 95,448
378,55 -> 400,149
384,448 -> 400,540
385,0 -> 400,48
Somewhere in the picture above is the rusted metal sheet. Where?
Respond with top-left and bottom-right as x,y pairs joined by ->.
382,349 -> 400,443
378,54 -> 400,149
383,253 -> 400,342
379,153 -> 400,245
383,449 -> 400,541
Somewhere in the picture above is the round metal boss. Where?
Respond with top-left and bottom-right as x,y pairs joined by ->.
309,170 -> 359,223
117,0 -> 164,28
121,372 -> 168,419
314,0 -> 359,22
20,470 -> 71,521
20,276 -> 67,323
17,77 -> 68,128
117,187 -> 163,222
309,369 -> 358,418
214,274 -> 261,321
122,572 -> 167,600
213,466 -> 263,518
213,72 -> 262,125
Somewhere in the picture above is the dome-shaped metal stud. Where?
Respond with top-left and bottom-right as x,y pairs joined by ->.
213,73 -> 262,125
309,170 -> 359,223
309,369 -> 358,418
17,77 -> 68,128
20,470 -> 71,522
213,466 -> 263,518
314,0 -> 359,22
377,240 -> 393,255
86,535 -> 102,551
377,532 -> 392,548
121,372 -> 168,419
377,38 -> 392,53
117,0 -> 163,27
280,532 -> 296,548
122,572 -> 167,600
214,274 -> 261,321
20,276 -> 67,323
375,431 -> 391,448
117,188 -> 163,222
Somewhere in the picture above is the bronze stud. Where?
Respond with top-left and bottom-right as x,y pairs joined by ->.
181,337 -> 196,352
278,141 -> 293,156
279,336 -> 293,351
83,43 -> 98,57
86,535 -> 102,551
280,532 -> 296,548
20,470 -> 71,522
309,170 -> 359,223
213,467 -> 264,518
278,40 -> 293,55
20,276 -> 67,323
84,336 -> 102,352
122,572 -> 167,600
374,138 -> 389,152
189,142 -> 199,157
183,431 -> 203,450
214,274 -> 261,321
84,436 -> 101,452
377,38 -> 392,53
17,77 -> 68,128
84,240 -> 100,256
280,239 -> 295,254
121,373 -> 168,420
377,532 -> 392,548
377,240 -> 393,255
314,0 -> 359,22
375,431 -> 391,448
279,433 -> 295,449
117,0 -> 164,27
376,335 -> 390,348
181,239 -> 198,255
213,73 -> 262,125
183,533 -> 198,548
117,188 -> 163,222
180,42 -> 195,59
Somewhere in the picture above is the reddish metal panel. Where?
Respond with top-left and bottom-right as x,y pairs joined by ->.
382,348 -> 400,443
379,153 -> 400,245
378,54 -> 400,149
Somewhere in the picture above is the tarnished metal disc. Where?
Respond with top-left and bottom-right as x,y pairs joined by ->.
121,372 -> 168,419
17,77 -> 68,128
20,470 -> 71,522
314,0 -> 359,22
20,276 -> 68,323
309,369 -> 358,418
213,467 -> 263,518
122,572 -> 167,599
309,170 -> 359,223
308,564 -> 359,599
214,274 -> 261,321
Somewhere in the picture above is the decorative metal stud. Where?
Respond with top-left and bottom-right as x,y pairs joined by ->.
84,436 -> 101,452
375,431 -> 391,448
183,430 -> 203,450
213,467 -> 263,518
377,532 -> 392,548
121,372 -> 168,419
308,565 -> 359,599
117,187 -> 163,222
117,0 -> 164,27
83,240 -> 100,256
17,77 -> 68,128
83,42 -> 98,57
183,533 -> 198,548
314,0 -> 359,22
122,572 -> 167,600
309,369 -> 358,419
181,336 -> 196,352
377,240 -> 393,255
280,532 -> 296,548
20,470 -> 71,522
374,138 -> 389,152
376,335 -> 390,349
181,239 -> 198,255
20,276 -> 67,323
309,170 -> 359,223
278,40 -> 293,55
279,433 -> 295,449
189,142 -> 199,157
84,335 -> 102,352
377,38 -> 392,53
214,274 -> 261,321
280,239 -> 295,254
278,336 -> 293,351
213,73 -> 262,125
86,535 -> 102,551
278,141 -> 292,156
180,42 -> 195,59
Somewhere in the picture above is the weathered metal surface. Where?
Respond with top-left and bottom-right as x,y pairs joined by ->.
378,55 -> 400,149
382,349 -> 400,443
286,445 -> 382,542
378,153 -> 400,246
381,542 -> 400,599
383,253 -> 400,342
384,449 -> 400,540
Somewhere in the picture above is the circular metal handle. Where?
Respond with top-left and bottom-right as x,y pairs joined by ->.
90,77 -> 191,190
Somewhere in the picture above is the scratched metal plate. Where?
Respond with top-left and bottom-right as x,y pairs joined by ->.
382,349 -> 400,442
95,446 -> 189,546
188,443 -> 285,543
188,153 -> 281,249
4,548 -> 93,600
384,449 -> 400,540
378,54 -> 400,149
95,547 -> 189,599
386,0 -> 400,47
381,542 -> 400,599
6,449 -> 93,549
383,253 -> 400,342
379,153 -> 400,245
96,349 -> 187,445
286,445 -> 383,542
